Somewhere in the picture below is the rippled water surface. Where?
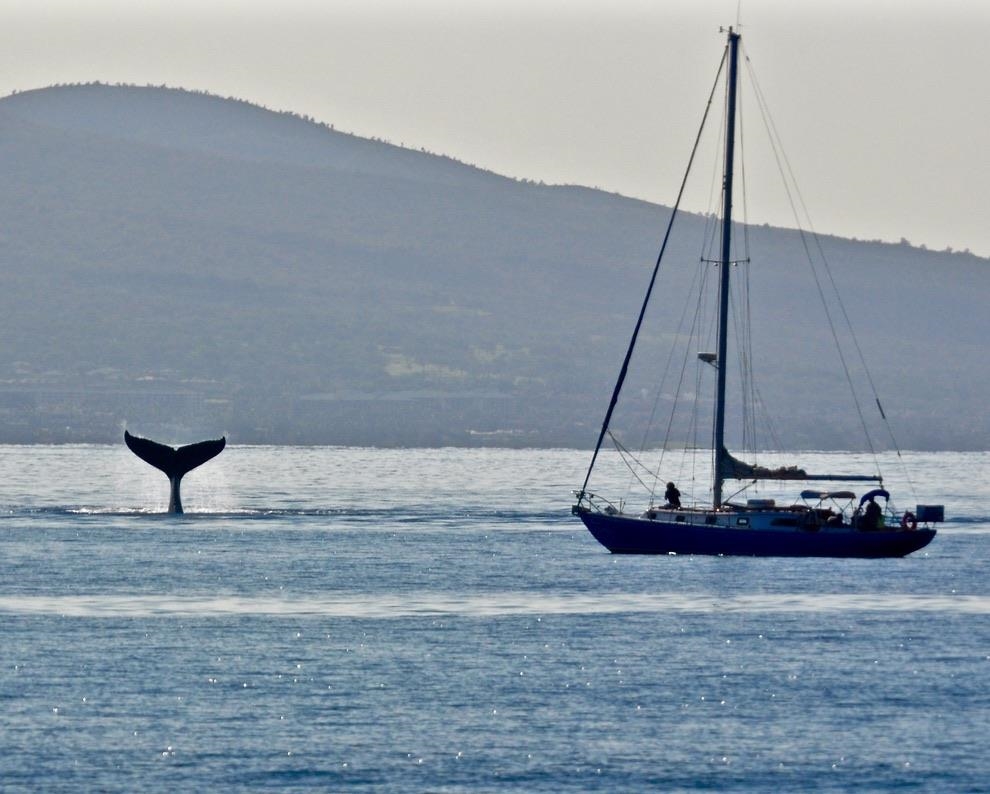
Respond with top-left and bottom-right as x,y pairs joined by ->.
1,446 -> 987,791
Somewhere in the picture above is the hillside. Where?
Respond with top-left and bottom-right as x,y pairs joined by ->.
0,83 -> 986,449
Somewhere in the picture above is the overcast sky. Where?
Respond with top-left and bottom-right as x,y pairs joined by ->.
2,0 -> 987,256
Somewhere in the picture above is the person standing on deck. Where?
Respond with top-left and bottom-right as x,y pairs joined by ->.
863,497 -> 882,530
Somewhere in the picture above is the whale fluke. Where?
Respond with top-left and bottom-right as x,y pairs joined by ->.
124,430 -> 226,514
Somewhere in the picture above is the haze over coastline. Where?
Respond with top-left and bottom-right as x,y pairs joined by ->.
0,83 -> 986,449
0,1 -> 986,449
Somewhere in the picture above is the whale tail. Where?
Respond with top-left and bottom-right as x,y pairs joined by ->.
124,431 -> 226,513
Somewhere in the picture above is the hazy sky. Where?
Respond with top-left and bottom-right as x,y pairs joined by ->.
2,0 -> 987,256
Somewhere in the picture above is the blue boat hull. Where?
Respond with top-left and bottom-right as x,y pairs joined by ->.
577,510 -> 936,557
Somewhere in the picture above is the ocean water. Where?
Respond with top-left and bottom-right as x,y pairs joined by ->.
0,445 -> 987,792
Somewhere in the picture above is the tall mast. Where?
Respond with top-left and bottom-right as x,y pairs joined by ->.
712,27 -> 740,508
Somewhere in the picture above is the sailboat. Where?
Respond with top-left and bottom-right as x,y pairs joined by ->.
572,28 -> 941,557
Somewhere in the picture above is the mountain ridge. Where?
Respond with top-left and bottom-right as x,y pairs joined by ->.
0,83 -> 986,449
2,82 -> 519,189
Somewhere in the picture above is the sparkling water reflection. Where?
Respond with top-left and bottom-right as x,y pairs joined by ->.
3,591 -> 990,618
0,446 -> 987,792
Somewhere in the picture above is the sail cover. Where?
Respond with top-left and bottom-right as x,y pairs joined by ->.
719,449 -> 881,483
719,450 -> 807,480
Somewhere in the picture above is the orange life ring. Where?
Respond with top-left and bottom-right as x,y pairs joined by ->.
900,511 -> 917,531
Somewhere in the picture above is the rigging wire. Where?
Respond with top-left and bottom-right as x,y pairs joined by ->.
609,431 -> 674,498
686,343 -> 706,498
641,81 -> 730,506
634,250 -> 707,456
734,77 -> 750,453
742,48 -> 885,479
649,260 -> 715,505
700,83 -> 730,262
734,69 -> 771,459
752,379 -> 785,452
730,272 -> 758,456
631,256 -> 706,503
737,63 -> 753,267
799,199 -> 917,491
579,45 -> 729,497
